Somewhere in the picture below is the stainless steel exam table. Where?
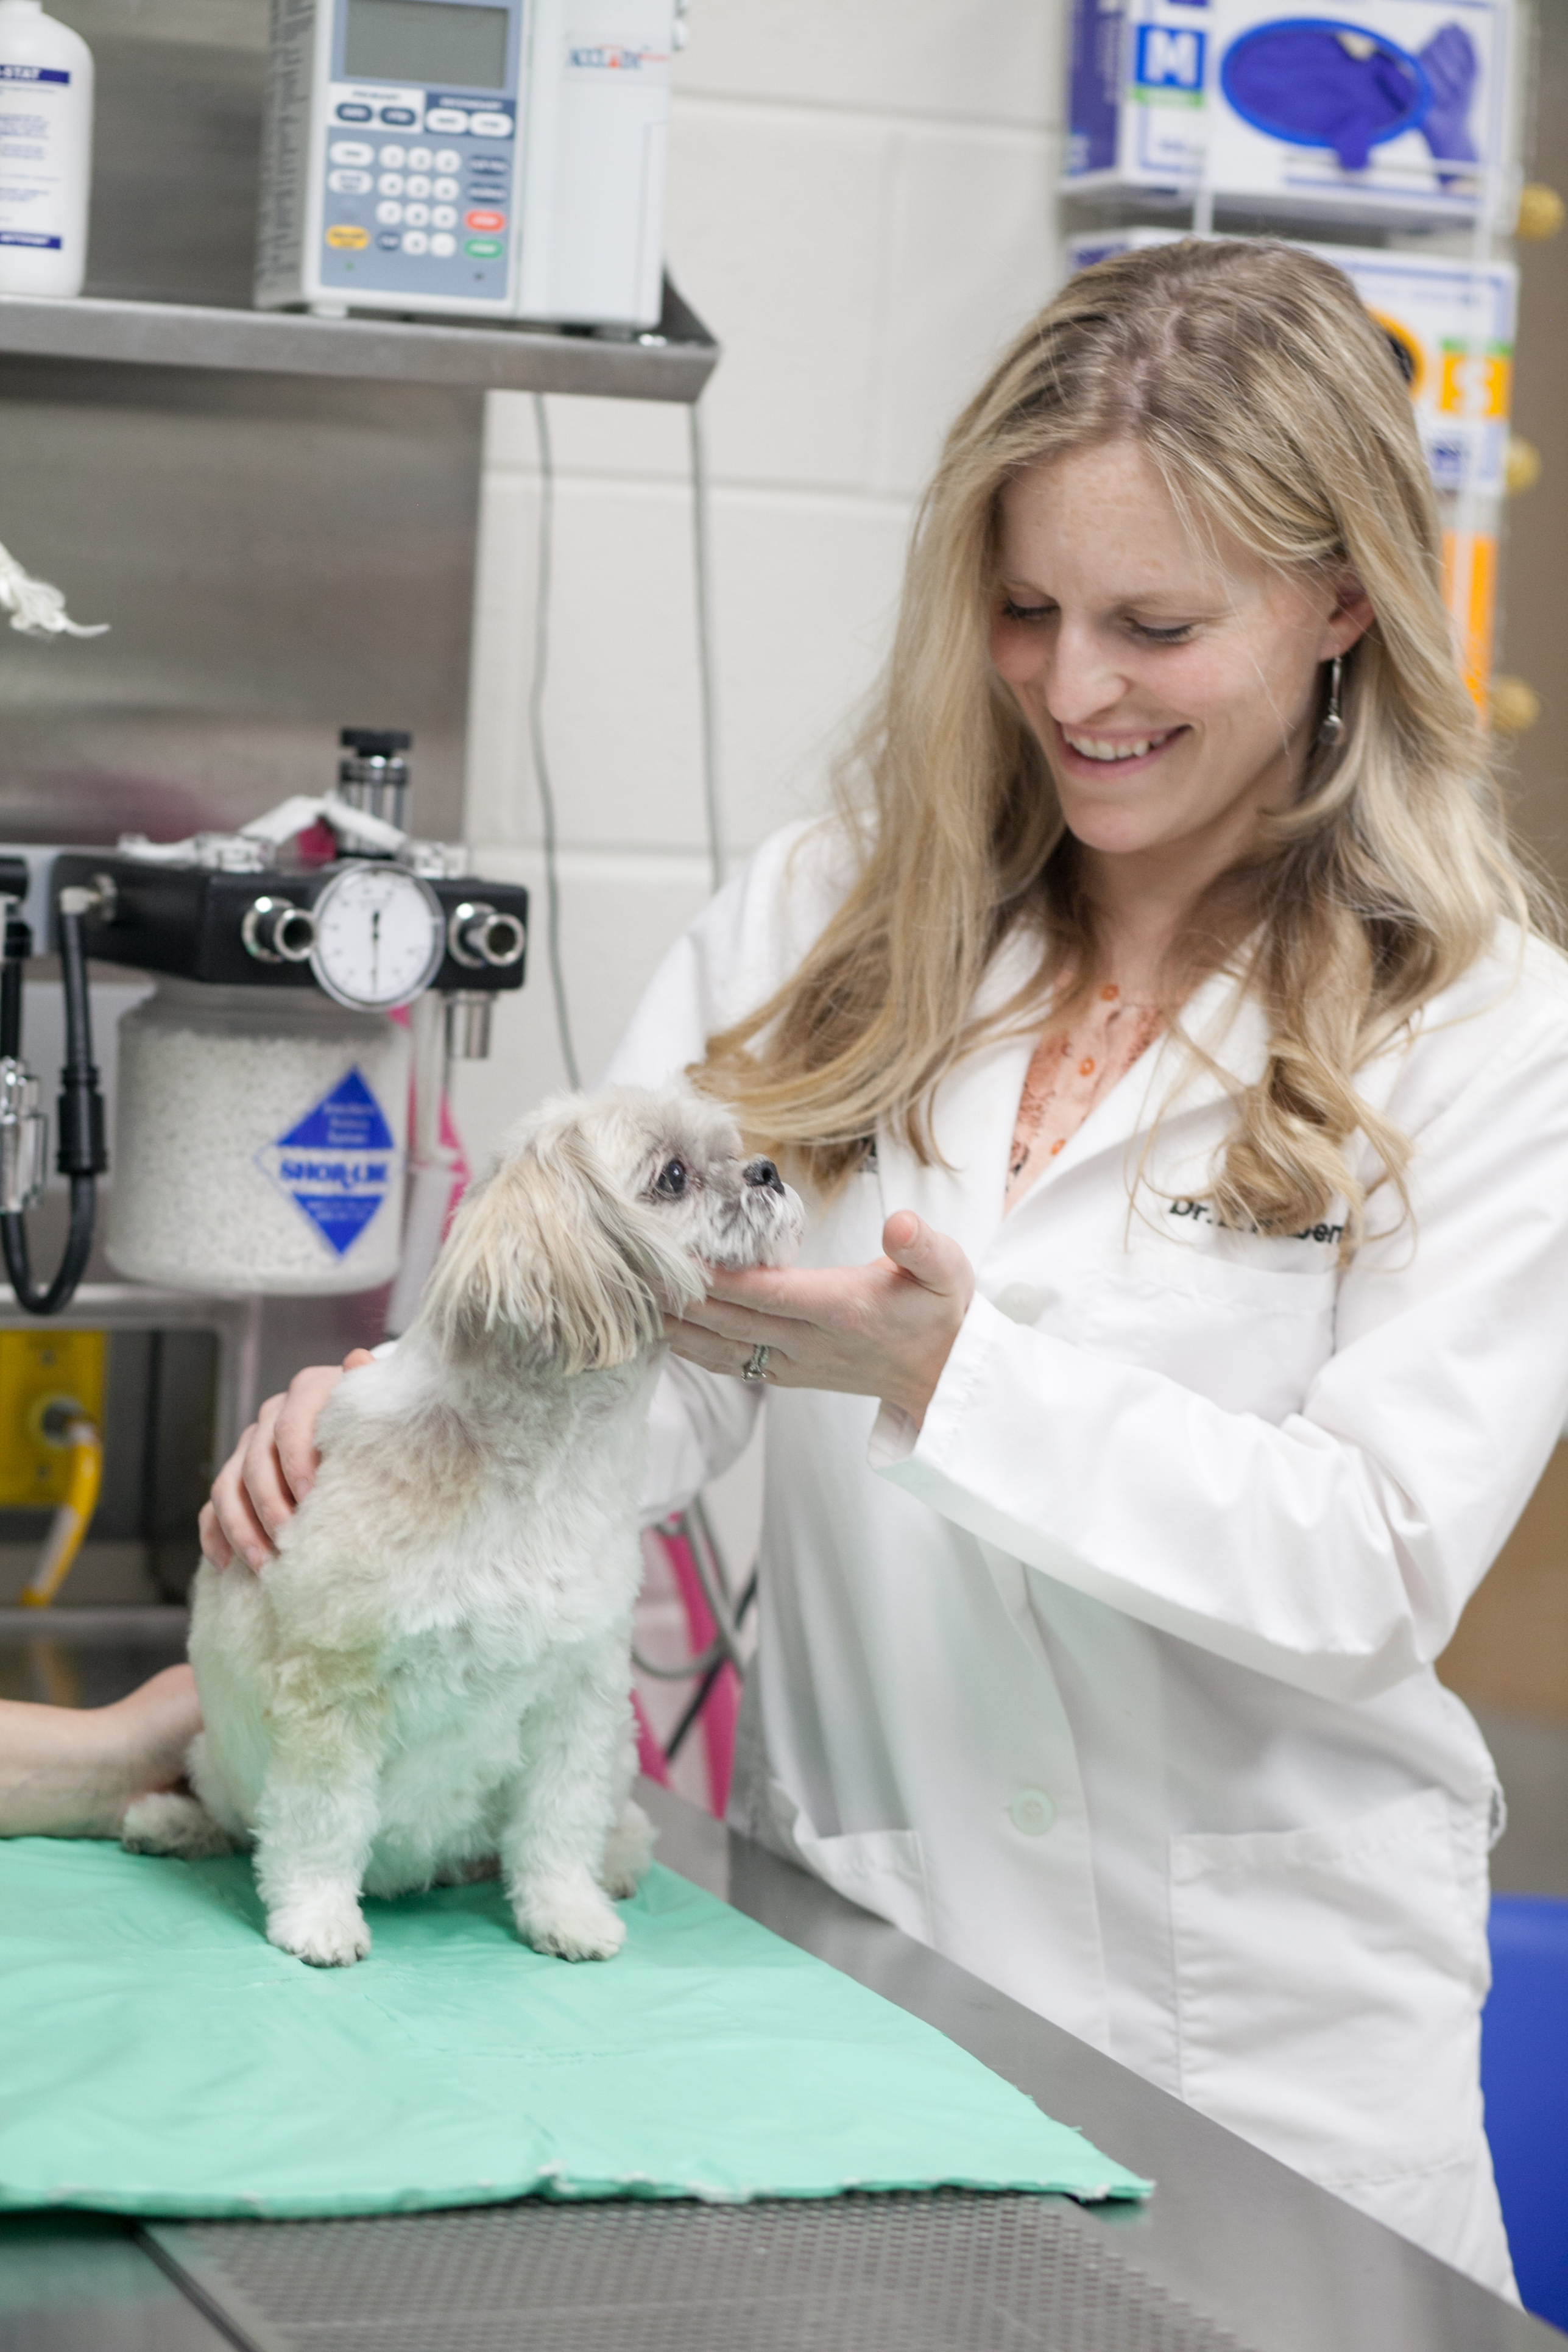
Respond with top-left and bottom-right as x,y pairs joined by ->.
2,1779 -> 1561,2352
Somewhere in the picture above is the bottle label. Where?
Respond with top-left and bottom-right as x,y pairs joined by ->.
0,62 -> 75,251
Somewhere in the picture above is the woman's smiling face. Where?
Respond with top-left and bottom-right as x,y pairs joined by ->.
989,440 -> 1370,878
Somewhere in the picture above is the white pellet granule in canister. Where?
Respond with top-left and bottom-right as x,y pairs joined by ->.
105,984 -> 411,1295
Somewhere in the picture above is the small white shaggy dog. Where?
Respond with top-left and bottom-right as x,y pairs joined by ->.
122,1087 -> 802,1969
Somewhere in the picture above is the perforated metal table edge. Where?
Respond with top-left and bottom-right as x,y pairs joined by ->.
140,2192 -> 1253,2352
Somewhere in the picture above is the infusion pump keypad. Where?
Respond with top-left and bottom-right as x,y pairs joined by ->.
320,84 -> 514,304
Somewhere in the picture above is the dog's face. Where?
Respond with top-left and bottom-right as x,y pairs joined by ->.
421,1086 -> 803,1374
590,1087 -> 804,1276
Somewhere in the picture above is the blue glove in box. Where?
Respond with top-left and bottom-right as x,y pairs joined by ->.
1207,0 -> 1515,225
1064,0 -> 1515,225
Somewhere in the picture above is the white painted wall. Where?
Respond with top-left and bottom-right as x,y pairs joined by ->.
452,0 -> 1069,1168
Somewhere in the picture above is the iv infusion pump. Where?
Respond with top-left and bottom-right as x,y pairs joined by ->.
255,0 -> 676,328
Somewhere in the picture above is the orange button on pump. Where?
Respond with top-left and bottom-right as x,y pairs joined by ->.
325,224 -> 369,249
464,208 -> 506,231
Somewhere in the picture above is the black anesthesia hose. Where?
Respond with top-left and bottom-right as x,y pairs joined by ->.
0,888 -> 107,1315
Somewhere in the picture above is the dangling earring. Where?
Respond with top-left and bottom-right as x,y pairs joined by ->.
1319,654 -> 1345,745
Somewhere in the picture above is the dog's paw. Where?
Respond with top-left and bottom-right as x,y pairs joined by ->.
121,1792 -> 234,1859
517,1881 -> 626,1962
601,1798 -> 656,1900
267,1891 -> 372,1968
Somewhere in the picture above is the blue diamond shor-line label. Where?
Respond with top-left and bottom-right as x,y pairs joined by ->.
255,1068 -> 397,1257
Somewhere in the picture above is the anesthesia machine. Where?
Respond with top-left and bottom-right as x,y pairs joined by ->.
0,729 -> 528,1313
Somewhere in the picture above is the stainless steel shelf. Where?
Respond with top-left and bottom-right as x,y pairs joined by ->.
0,1603 -> 188,1640
0,276 -> 718,401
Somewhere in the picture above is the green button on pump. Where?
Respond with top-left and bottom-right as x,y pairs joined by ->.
465,236 -> 504,259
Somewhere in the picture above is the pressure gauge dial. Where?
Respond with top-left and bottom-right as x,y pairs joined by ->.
308,863 -> 445,1011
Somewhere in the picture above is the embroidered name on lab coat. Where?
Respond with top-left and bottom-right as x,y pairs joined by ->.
1168,1198 -> 1344,1246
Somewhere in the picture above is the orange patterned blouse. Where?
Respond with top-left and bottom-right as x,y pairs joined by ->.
1005,982 -> 1164,1212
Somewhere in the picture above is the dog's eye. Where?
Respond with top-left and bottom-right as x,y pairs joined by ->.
654,1159 -> 688,1199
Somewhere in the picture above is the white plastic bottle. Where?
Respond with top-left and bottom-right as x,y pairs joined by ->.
0,0 -> 91,298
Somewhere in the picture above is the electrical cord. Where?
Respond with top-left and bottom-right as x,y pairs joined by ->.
529,393 -> 582,1090
526,380 -> 726,1095
688,398 -> 726,895
665,1567 -> 757,1764
633,1498 -> 745,1681
0,897 -> 105,1315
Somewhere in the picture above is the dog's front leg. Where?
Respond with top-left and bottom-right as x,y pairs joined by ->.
505,1648 -> 632,1962
254,1653 -> 387,1968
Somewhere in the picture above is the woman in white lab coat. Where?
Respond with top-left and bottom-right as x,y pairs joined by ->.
208,240 -> 1568,2294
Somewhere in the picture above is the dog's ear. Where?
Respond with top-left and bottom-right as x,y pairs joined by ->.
418,1128 -> 702,1373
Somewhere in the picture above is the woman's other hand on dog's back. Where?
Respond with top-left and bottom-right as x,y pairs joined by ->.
200,1350 -> 375,1573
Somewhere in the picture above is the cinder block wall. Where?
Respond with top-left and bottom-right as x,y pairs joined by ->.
452,0 -> 1066,1165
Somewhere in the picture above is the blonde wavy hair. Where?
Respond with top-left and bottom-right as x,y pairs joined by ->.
699,238 -> 1542,1236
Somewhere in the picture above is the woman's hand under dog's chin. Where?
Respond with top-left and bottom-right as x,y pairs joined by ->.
200,1351 -> 376,1573
663,1212 -> 975,1428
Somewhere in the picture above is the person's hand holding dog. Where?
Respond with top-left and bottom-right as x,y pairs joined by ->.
200,1350 -> 375,1571
663,1212 -> 975,1427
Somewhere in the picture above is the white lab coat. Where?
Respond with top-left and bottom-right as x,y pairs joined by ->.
605,819 -> 1568,2292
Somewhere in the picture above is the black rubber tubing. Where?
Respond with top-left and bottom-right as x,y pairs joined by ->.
1,902 -> 107,1315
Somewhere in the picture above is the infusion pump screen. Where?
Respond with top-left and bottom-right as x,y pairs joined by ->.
344,0 -> 508,90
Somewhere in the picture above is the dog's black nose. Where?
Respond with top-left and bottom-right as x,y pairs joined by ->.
744,1158 -> 784,1195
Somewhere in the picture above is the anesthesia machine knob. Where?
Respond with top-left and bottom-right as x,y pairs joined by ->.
447,900 -> 526,970
241,895 -> 317,964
